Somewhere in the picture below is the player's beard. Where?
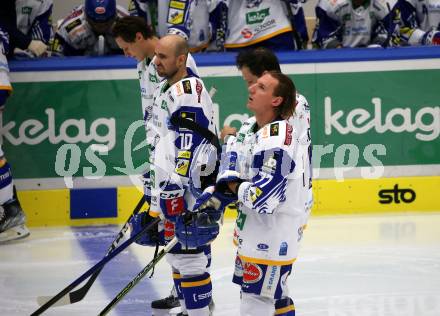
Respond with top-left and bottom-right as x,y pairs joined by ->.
159,66 -> 179,81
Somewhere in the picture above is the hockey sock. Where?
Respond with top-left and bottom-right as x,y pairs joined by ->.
275,297 -> 295,315
173,272 -> 187,314
180,272 -> 212,315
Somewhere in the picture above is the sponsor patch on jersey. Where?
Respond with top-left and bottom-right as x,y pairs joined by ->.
250,187 -> 263,202
243,262 -> 263,284
236,133 -> 245,143
241,28 -> 253,39
149,72 -> 159,83
284,123 -> 293,145
182,80 -> 192,94
178,151 -> 191,159
257,243 -> 269,251
161,100 -> 168,110
22,6 -> 32,15
175,82 -> 183,96
165,196 -> 185,216
195,80 -> 203,103
65,19 -> 81,33
169,0 -> 187,10
262,154 -> 278,174
180,111 -> 196,122
175,159 -> 190,176
168,8 -> 184,24
261,126 -> 269,138
246,8 -> 270,25
164,219 -> 175,241
270,123 -> 279,136
150,170 -> 156,188
279,241 -> 288,256
235,256 -> 243,277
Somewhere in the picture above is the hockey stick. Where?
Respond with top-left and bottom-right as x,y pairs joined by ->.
281,0 -> 304,50
99,237 -> 178,316
31,214 -> 160,316
36,195 -> 146,308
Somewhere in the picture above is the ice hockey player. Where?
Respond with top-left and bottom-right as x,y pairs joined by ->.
194,71 -> 313,315
399,0 -> 440,45
112,16 -> 200,315
51,0 -> 128,56
0,27 -> 30,243
312,0 -> 401,48
0,0 -> 51,58
142,34 -> 219,316
112,22 -> 217,315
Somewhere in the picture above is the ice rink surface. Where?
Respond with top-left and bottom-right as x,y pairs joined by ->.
1,213 -> 440,316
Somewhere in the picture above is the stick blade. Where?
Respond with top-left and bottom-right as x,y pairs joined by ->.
37,294 -> 72,307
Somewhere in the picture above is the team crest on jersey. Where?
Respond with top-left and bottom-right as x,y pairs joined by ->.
243,262 -> 263,284
195,80 -> 203,103
182,80 -> 192,94
270,123 -> 279,136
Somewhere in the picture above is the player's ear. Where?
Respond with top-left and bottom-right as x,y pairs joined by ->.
135,32 -> 143,42
177,54 -> 186,67
272,96 -> 283,108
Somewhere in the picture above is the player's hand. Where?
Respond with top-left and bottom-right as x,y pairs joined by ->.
27,40 -> 47,57
192,185 -> 235,216
220,125 -> 237,143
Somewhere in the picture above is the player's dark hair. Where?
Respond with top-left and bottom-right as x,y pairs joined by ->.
111,16 -> 155,42
236,47 -> 281,76
268,71 -> 296,118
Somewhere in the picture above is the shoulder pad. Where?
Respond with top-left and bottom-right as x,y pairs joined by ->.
295,93 -> 310,114
59,6 -> 84,28
64,18 -> 83,34
256,120 -> 292,149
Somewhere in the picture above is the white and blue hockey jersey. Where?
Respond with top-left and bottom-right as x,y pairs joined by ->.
313,0 -> 400,48
147,75 -> 217,223
222,110 -> 313,265
220,0 -> 309,50
15,0 -> 53,44
400,0 -> 440,45
166,0 -> 214,51
137,54 -> 199,202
